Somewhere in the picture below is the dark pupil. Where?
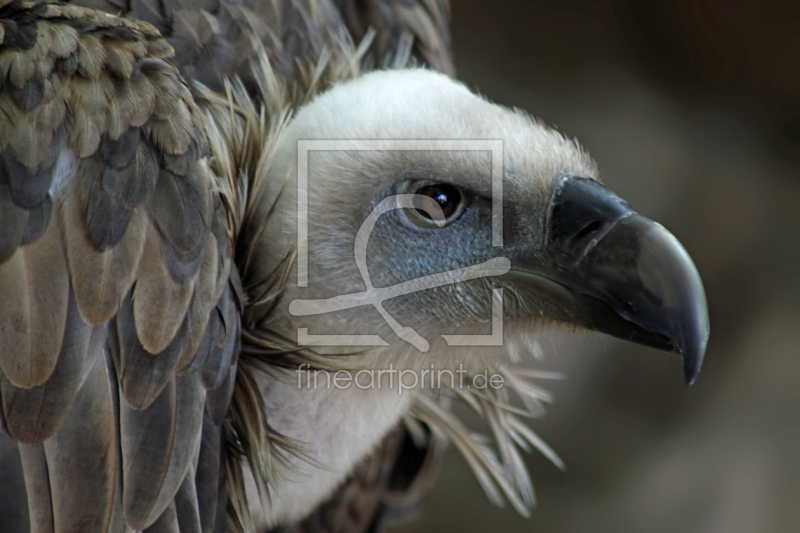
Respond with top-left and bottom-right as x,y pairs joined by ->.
413,184 -> 460,221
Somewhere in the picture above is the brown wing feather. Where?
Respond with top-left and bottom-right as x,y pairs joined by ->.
70,0 -> 344,91
0,211 -> 68,388
42,353 -> 118,533
1,290 -> 102,443
73,0 -> 453,95
0,3 -> 239,533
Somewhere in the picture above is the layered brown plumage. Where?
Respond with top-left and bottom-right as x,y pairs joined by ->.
75,0 -> 453,92
0,2 -> 237,532
0,1 -> 453,532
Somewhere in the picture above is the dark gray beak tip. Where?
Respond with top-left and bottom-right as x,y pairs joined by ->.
684,352 -> 702,386
677,262 -> 709,386
682,324 -> 709,385
633,217 -> 710,386
602,215 -> 710,386
681,306 -> 710,386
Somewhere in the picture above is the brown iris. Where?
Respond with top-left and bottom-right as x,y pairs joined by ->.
412,184 -> 462,222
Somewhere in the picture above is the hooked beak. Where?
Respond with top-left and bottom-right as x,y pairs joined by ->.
507,175 -> 709,385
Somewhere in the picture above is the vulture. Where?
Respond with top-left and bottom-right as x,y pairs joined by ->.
0,1 -> 710,532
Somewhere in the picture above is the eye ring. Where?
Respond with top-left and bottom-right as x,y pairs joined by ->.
401,181 -> 469,228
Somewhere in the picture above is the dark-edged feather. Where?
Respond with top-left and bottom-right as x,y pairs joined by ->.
133,220 -> 197,355
149,164 -> 212,258
43,352 -> 117,533
177,236 -> 220,373
64,191 -> 147,326
174,465 -> 203,533
201,304 -> 240,392
78,154 -> 134,251
194,413 -> 223,533
1,289 -> 100,443
115,289 -> 188,410
120,373 -> 205,530
184,302 -> 222,377
0,211 -> 69,388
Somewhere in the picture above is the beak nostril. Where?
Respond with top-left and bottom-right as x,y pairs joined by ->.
546,174 -> 632,250
572,219 -> 604,242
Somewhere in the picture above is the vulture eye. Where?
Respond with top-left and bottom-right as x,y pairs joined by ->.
404,182 -> 467,227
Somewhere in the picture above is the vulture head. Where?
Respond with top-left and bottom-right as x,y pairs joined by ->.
234,68 -> 709,526
248,68 -> 706,377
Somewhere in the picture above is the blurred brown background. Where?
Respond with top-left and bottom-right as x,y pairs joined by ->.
393,1 -> 800,532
